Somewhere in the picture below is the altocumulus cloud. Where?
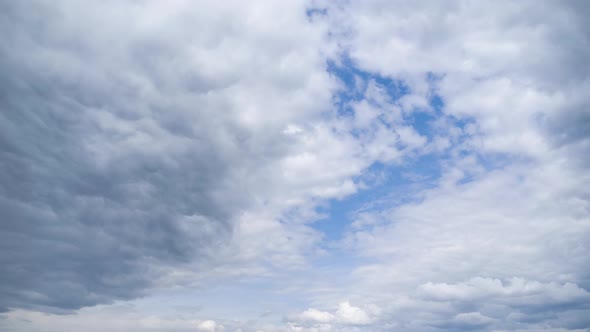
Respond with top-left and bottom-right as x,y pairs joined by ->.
0,1 -> 589,332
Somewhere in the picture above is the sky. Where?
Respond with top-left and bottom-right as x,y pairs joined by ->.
0,1 -> 589,331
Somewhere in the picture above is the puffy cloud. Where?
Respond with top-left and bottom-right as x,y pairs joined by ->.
308,2 -> 590,330
288,301 -> 374,331
197,320 -> 223,332
321,0 -> 590,160
334,302 -> 372,325
336,155 -> 590,330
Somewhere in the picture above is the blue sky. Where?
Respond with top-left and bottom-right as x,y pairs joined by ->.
312,59 -> 462,243
1,1 -> 590,332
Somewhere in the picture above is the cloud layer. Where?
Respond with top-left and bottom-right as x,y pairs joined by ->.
1,0 -> 589,331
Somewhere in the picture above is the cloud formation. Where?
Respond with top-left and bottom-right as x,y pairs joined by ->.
1,0 -> 589,331
0,0 -> 337,312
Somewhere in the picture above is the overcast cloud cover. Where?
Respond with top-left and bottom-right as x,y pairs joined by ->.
1,0 -> 589,331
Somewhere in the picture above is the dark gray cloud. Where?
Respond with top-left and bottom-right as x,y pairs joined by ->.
541,105 -> 590,172
0,0 -> 364,316
0,0 -> 280,312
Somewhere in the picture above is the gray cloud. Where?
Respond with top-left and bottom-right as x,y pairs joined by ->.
0,3 -> 235,312
0,0 -> 338,313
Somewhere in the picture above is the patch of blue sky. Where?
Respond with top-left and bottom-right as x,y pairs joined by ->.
312,153 -> 443,243
311,58 -> 451,243
328,56 -> 409,117
314,56 -> 525,249
328,58 -> 449,145
317,58 -> 527,243
305,7 -> 328,19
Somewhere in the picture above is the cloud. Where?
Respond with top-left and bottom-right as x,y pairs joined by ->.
0,0 -> 428,314
322,0 -> 590,160
0,0 -> 341,312
334,302 -> 372,325
197,320 -> 223,332
1,1 -> 589,331
419,278 -> 590,306
335,155 -> 590,330
289,301 -> 375,331
298,2 -> 590,330
438,312 -> 496,330
297,308 -> 335,324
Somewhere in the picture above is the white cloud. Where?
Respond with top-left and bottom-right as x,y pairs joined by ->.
298,308 -> 335,324
197,320 -> 223,332
289,301 -> 374,330
334,302 -> 372,325
419,278 -> 590,304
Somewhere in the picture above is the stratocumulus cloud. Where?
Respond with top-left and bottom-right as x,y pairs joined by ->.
0,1 -> 589,331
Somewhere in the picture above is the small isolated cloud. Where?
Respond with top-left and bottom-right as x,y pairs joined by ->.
290,301 -> 374,330
334,302 -> 372,325
197,320 -> 223,332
